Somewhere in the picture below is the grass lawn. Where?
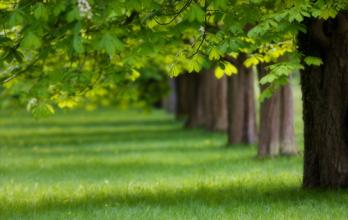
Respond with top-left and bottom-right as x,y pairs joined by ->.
0,108 -> 348,219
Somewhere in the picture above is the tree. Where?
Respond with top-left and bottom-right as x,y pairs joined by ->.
225,56 -> 257,145
2,0 -> 348,188
180,69 -> 228,131
258,65 -> 297,157
162,78 -> 177,113
299,15 -> 348,187
0,0 -> 179,116
240,1 -> 348,187
175,73 -> 196,120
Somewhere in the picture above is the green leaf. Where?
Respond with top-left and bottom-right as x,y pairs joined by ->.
187,3 -> 204,22
213,0 -> 228,9
318,7 -> 338,19
244,56 -> 260,67
170,64 -> 181,77
214,61 -> 238,79
304,56 -> 323,66
214,66 -> 225,79
73,35 -> 85,53
247,23 -> 268,38
67,7 -> 81,22
53,1 -> 67,16
187,55 -> 204,73
8,10 -> 24,27
34,3 -> 49,21
128,69 -> 141,81
98,33 -> 124,56
127,0 -> 142,11
224,62 -> 238,76
209,48 -> 221,61
259,74 -> 277,85
21,32 -> 42,49
259,61 -> 304,85
57,98 -> 79,109
187,60 -> 201,73
27,99 -> 55,118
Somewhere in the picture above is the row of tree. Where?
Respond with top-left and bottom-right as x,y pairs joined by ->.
1,0 -> 348,188
163,61 -> 297,158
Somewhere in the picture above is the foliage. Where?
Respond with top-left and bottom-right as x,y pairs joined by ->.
1,0 -> 348,114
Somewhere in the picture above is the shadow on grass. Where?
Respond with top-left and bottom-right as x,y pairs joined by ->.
1,183 -> 347,217
1,119 -> 178,129
0,151 -> 254,178
0,127 -> 222,148
0,111 -> 309,218
10,143 -> 231,158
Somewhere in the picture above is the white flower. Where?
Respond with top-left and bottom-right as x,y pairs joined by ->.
77,0 -> 93,19
199,26 -> 205,34
27,98 -> 38,111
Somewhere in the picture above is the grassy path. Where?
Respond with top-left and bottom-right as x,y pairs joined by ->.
0,109 -> 347,219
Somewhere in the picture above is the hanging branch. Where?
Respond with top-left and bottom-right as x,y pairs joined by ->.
188,0 -> 208,58
154,0 -> 193,25
0,58 -> 40,84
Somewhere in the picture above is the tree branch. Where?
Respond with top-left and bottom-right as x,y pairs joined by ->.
154,0 -> 193,25
188,0 -> 208,58
0,58 -> 40,84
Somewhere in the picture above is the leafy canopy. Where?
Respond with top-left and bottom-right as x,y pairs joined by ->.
1,0 -> 347,115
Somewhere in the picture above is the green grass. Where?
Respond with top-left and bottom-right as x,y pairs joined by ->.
0,107 -> 347,220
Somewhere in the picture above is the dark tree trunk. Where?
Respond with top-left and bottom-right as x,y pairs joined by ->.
186,69 -> 228,131
299,15 -> 348,188
185,73 -> 203,128
227,56 -> 257,145
175,75 -> 187,119
175,74 -> 195,119
258,65 -> 297,157
162,78 -> 177,113
204,69 -> 228,131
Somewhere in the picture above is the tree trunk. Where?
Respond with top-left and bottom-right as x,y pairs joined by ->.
175,74 -> 195,119
162,78 -> 177,113
299,15 -> 348,188
185,69 -> 228,131
258,65 -> 297,157
204,69 -> 228,131
227,56 -> 257,145
258,65 -> 281,156
185,73 -> 203,128
279,82 -> 297,155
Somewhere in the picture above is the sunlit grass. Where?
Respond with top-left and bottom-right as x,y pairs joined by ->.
0,107 -> 347,219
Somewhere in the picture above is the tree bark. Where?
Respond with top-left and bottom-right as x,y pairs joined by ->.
227,56 -> 257,145
175,74 -> 195,119
185,72 -> 203,128
279,82 -> 297,155
299,15 -> 348,188
184,69 -> 228,131
258,65 -> 281,156
258,65 -> 297,157
162,78 -> 177,113
204,69 -> 228,131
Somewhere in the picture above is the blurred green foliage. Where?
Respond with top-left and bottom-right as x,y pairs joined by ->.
0,0 -> 347,115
